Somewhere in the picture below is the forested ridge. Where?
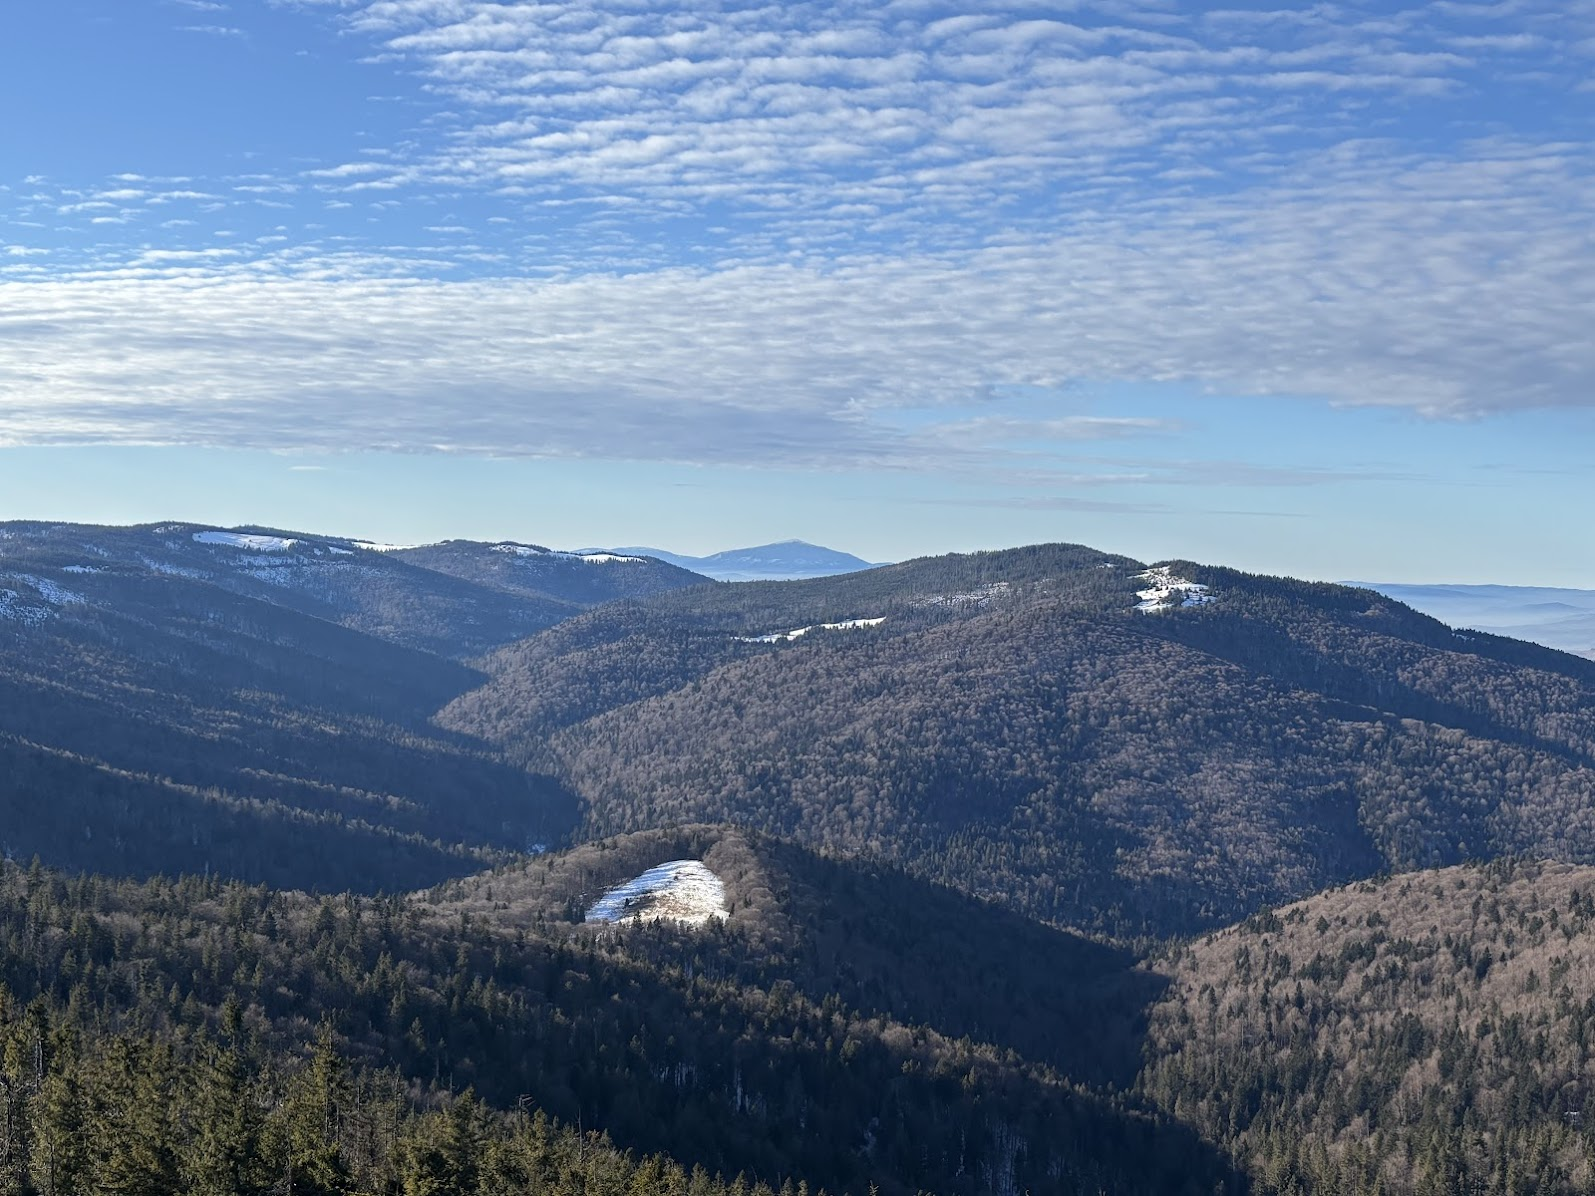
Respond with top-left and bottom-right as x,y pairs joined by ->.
0,522 -> 608,888
1143,859 -> 1595,1194
391,540 -> 708,606
444,545 -> 1595,937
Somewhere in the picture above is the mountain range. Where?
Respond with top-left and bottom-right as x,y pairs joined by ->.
8,518 -> 1595,1194
443,547 -> 1595,937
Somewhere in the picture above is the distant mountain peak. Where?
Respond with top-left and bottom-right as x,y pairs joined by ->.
614,540 -> 883,582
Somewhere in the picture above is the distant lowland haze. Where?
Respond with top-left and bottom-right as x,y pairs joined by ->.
1357,583 -> 1595,662
611,540 -> 881,582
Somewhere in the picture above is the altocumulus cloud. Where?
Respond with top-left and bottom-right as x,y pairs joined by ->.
3,138 -> 1592,469
0,0 -> 1591,471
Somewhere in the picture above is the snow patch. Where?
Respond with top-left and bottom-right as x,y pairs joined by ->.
193,531 -> 299,552
350,540 -> 418,553
738,617 -> 886,644
16,576 -> 86,606
141,558 -> 207,579
585,861 -> 728,927
1134,566 -> 1214,613
62,565 -> 104,574
0,589 -> 52,627
492,542 -> 643,564
491,542 -> 552,557
919,583 -> 1010,608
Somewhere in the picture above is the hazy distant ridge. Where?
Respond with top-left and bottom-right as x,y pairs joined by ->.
613,539 -> 880,581
1357,581 -> 1595,660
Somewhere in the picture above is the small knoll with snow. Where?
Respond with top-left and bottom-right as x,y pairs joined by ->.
585,861 -> 728,927
737,617 -> 886,644
1134,566 -> 1214,613
492,542 -> 644,565
192,531 -> 300,552
351,540 -> 421,553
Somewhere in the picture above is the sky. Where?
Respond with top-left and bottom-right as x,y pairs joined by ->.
1,0 -> 1592,583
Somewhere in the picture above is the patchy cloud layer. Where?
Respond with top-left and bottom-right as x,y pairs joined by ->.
1,0 -> 1592,469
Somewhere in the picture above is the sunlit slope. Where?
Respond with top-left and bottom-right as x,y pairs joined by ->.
1141,859 -> 1595,1194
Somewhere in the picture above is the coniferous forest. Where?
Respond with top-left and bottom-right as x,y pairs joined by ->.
6,522 -> 1595,1192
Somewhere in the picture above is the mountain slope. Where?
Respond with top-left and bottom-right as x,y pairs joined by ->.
0,520 -> 579,658
0,525 -> 580,888
443,545 -> 1595,937
1140,859 -> 1595,1194
1359,581 -> 1595,660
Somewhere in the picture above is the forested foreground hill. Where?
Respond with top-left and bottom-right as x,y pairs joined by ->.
0,830 -> 1242,1196
442,544 -> 1595,937
1141,860 -> 1595,1195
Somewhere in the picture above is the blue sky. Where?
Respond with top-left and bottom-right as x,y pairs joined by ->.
2,0 -> 1592,582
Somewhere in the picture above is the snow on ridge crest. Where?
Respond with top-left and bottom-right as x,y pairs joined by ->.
490,542 -> 554,558
492,543 -> 644,564
585,861 -> 728,927
1134,565 -> 1214,613
192,531 -> 299,553
737,617 -> 886,644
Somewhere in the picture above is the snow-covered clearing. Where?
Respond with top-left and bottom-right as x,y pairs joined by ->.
918,583 -> 1010,608
492,543 -> 643,564
585,861 -> 728,927
738,617 -> 885,644
490,543 -> 552,557
193,531 -> 299,552
1134,566 -> 1214,613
